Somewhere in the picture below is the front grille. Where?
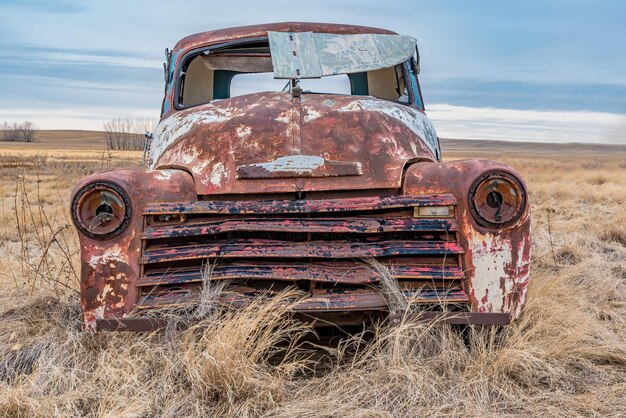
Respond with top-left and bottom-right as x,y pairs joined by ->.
137,194 -> 468,311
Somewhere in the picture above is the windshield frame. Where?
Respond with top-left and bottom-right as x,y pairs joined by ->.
171,36 -> 424,112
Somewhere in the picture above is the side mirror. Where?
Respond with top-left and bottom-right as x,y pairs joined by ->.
163,48 -> 172,82
413,47 -> 420,75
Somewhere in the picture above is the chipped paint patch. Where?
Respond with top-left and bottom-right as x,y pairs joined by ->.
209,162 -> 228,187
275,110 -> 292,124
512,238 -> 531,318
251,155 -> 325,173
236,124 -> 252,138
149,106 -> 231,167
88,246 -> 127,269
181,147 -> 201,164
303,108 -> 322,123
154,170 -> 175,181
469,232 -> 513,312
340,99 -> 438,156
192,160 -> 210,174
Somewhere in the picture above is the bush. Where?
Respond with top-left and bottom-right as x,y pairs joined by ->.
0,121 -> 38,142
103,117 -> 155,151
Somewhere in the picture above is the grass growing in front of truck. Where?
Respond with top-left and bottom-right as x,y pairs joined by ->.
0,143 -> 625,417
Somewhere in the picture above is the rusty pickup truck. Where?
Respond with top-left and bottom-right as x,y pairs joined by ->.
71,22 -> 531,331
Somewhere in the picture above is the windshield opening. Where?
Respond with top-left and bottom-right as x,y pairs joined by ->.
176,36 -> 417,108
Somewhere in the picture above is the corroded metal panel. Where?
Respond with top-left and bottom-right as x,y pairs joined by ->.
71,169 -> 196,331
136,264 -> 465,287
268,32 -> 416,78
135,286 -> 469,312
403,159 -> 531,319
149,93 -> 438,195
236,155 -> 363,179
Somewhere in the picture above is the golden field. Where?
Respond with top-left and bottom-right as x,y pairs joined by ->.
0,132 -> 625,417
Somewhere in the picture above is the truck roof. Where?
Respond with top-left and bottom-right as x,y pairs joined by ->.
173,22 -> 397,53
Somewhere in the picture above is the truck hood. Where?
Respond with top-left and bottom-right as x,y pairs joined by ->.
149,92 -> 438,195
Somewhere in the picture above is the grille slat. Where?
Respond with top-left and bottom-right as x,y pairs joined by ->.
135,287 -> 470,311
143,217 -> 458,240
141,239 -> 463,264
137,263 -> 465,287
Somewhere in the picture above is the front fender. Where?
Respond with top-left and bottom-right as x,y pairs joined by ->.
403,159 -> 531,318
71,168 -> 196,330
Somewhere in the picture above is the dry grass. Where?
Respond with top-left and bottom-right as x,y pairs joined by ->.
0,140 -> 625,417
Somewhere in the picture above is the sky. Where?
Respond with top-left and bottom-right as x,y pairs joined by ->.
0,0 -> 624,144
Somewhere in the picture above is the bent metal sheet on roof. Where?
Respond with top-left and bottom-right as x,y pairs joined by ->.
268,32 -> 417,79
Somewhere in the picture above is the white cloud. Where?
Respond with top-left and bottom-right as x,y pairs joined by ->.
427,104 -> 626,144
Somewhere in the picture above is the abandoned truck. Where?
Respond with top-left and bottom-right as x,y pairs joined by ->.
71,22 -> 530,331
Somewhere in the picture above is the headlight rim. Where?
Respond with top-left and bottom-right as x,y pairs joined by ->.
71,181 -> 132,240
468,170 -> 527,229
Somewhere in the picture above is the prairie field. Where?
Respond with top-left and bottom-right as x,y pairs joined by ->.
0,133 -> 625,417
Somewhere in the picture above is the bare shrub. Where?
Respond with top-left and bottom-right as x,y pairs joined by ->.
19,121 -> 38,143
0,121 -> 38,142
103,117 -> 155,151
11,175 -> 79,296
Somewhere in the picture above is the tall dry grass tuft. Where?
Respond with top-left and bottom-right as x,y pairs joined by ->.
182,290 -> 313,415
365,259 -> 408,315
0,291 -> 315,417
271,263 -> 626,417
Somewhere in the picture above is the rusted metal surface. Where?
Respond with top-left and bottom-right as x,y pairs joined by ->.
150,92 -> 438,195
267,31 -> 416,78
97,318 -> 167,332
95,311 -> 509,332
71,22 -> 531,331
71,169 -> 196,331
135,286 -> 469,312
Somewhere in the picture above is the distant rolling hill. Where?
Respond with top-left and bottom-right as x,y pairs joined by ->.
1,130 -> 624,156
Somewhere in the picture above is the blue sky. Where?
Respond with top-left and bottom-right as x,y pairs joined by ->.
0,0 -> 624,143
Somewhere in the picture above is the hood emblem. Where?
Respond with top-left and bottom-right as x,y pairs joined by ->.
236,155 -> 363,179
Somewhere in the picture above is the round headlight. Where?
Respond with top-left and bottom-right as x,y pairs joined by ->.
71,182 -> 131,239
469,171 -> 526,228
